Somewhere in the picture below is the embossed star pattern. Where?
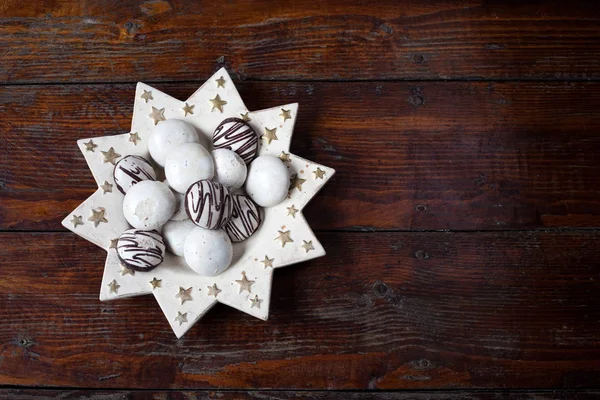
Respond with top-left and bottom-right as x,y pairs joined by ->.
207,283 -> 221,297
235,272 -> 255,294
263,127 -> 278,144
182,102 -> 195,116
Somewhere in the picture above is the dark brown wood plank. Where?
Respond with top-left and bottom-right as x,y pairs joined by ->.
1,1 -> 600,83
2,389 -> 600,400
1,231 -> 599,389
2,81 -> 600,231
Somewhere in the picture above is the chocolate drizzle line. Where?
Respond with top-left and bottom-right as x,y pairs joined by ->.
225,195 -> 262,242
213,117 -> 258,164
114,155 -> 155,194
185,180 -> 232,229
117,229 -> 165,271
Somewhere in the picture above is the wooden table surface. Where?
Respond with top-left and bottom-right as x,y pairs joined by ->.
1,1 -> 600,398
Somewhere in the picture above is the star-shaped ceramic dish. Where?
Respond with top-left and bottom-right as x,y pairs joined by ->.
62,68 -> 335,338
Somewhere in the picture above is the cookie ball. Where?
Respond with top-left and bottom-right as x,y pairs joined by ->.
245,155 -> 290,207
148,119 -> 201,167
113,155 -> 156,194
213,117 -> 258,164
225,195 -> 262,242
212,149 -> 247,191
185,180 -> 233,230
184,227 -> 233,276
162,219 -> 196,256
123,180 -> 175,230
164,181 -> 187,221
164,143 -> 214,194
117,229 -> 165,271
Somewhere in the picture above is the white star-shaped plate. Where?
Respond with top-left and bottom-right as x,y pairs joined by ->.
62,68 -> 335,338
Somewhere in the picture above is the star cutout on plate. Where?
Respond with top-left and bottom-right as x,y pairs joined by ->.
302,240 -> 315,253
129,132 -> 141,145
250,295 -> 262,309
261,255 -> 274,269
70,215 -> 83,228
141,90 -> 153,103
279,151 -> 291,163
62,68 -> 336,338
235,272 -> 255,293
240,111 -> 251,122
182,102 -> 195,116
287,205 -> 299,218
149,277 -> 162,289
149,106 -> 166,125
210,94 -> 227,112
290,174 -> 306,192
275,230 -> 294,247
108,279 -> 120,294
100,181 -> 113,194
263,127 -> 278,144
88,208 -> 108,227
207,283 -> 221,297
313,167 -> 325,180
175,311 -> 188,326
175,287 -> 193,304
280,108 -> 292,122
84,139 -> 97,152
216,76 -> 226,88
120,264 -> 135,276
101,147 -> 121,165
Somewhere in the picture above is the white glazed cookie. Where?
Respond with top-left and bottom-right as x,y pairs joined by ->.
184,227 -> 233,276
164,180 -> 187,221
122,180 -> 176,230
245,155 -> 290,207
212,148 -> 248,191
148,119 -> 201,167
162,219 -> 196,256
165,143 -> 214,194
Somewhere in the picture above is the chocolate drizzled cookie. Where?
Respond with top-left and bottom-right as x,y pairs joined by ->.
117,229 -> 165,271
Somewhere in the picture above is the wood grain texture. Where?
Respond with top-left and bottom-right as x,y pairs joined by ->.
1,231 -> 599,389
1,0 -> 600,83
2,389 -> 600,400
2,81 -> 600,231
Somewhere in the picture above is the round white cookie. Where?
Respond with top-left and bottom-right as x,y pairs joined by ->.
162,219 -> 196,256
123,180 -> 176,230
245,155 -> 290,207
164,180 -> 187,221
164,142 -> 214,194
148,119 -> 201,167
212,149 -> 247,191
184,227 -> 233,276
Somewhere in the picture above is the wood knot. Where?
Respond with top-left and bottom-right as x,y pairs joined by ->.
411,96 -> 424,106
373,281 -> 390,298
415,204 -> 427,212
413,54 -> 424,63
18,336 -> 34,348
124,20 -> 141,35
415,250 -> 429,260
411,359 -> 433,370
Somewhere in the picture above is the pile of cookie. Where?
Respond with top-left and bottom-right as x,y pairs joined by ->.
114,118 -> 290,276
